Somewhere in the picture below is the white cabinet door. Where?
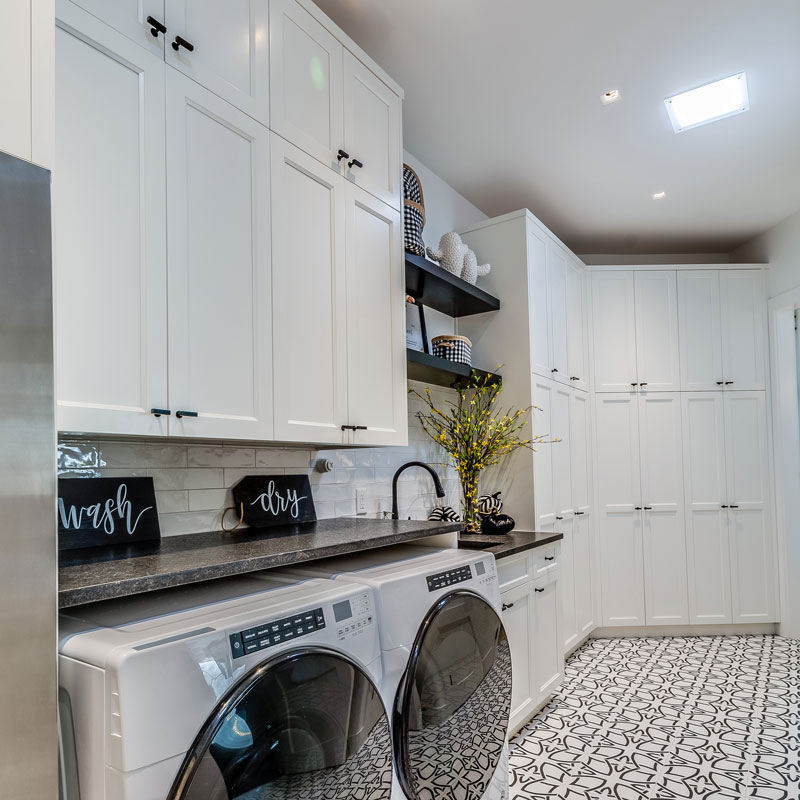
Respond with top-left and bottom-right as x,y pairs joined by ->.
528,226 -> 552,378
532,376 -> 556,532
165,0 -> 269,125
165,71 -> 272,441
591,271 -> 637,392
638,393 -> 688,624
720,270 -> 766,390
559,516 -> 577,652
269,0 -> 343,169
678,270 -> 723,391
343,51 -> 401,210
552,383 -> 573,522
595,394 -> 645,626
682,393 -> 731,623
573,511 -> 594,638
532,574 -> 563,702
62,0 -> 165,56
634,271 -> 680,391
271,134 -> 347,444
566,259 -> 588,391
570,390 -> 591,513
502,582 -> 537,734
55,8 -> 168,436
724,392 -> 776,622
548,241 -> 569,383
344,187 -> 407,446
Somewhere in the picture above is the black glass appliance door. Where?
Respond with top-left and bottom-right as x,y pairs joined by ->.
393,591 -> 511,800
169,647 -> 393,800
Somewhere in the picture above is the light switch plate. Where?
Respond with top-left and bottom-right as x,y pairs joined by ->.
355,487 -> 367,515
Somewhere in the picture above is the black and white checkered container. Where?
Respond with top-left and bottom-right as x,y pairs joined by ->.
431,335 -> 472,366
403,164 -> 426,257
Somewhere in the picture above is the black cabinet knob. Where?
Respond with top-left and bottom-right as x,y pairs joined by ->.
150,407 -> 171,417
172,35 -> 194,52
147,16 -> 167,37
348,158 -> 364,170
337,149 -> 349,162
175,410 -> 198,418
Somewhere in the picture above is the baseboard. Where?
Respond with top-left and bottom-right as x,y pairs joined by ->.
590,623 -> 779,638
565,630 -> 593,658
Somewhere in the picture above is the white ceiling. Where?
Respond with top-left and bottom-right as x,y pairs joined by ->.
315,0 -> 800,254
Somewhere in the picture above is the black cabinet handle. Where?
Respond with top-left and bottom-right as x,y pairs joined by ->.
337,149 -> 349,162
574,511 -> 585,516
634,506 -> 642,511
639,382 -> 648,387
544,556 -> 555,561
501,602 -> 514,611
147,16 -> 167,37
551,368 -> 559,373
721,504 -> 729,508
175,410 -> 198,418
716,381 -> 725,386
555,516 -> 563,520
348,158 -> 364,170
341,424 -> 367,431
570,376 -> 580,381
729,504 -> 739,509
644,506 -> 652,510
725,381 -> 734,385
150,407 -> 171,417
172,35 -> 194,52
534,588 -> 545,593
631,382 -> 639,387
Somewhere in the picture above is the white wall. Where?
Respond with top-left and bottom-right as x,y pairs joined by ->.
731,209 -> 800,299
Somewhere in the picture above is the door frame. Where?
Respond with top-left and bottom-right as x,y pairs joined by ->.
768,285 -> 800,638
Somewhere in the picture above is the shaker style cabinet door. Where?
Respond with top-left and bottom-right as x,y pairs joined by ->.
565,260 -> 588,391
343,51 -> 402,210
591,271 -> 637,392
529,226 -> 552,378
61,0 -> 166,56
678,270 -> 724,391
638,393 -> 688,625
532,376 -> 556,531
501,582 -> 537,734
532,574 -> 563,701
165,71 -> 272,441
55,5 -> 168,436
595,394 -> 645,626
269,0 -> 344,169
720,270 -> 766,391
548,241 -> 569,384
681,393 -> 731,623
344,186 -> 407,446
270,134 -> 348,444
634,271 -> 680,391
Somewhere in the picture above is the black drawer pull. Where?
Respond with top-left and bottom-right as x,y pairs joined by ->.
574,511 -> 585,516
716,381 -> 725,386
644,506 -> 652,510
501,602 -> 514,611
348,158 -> 364,170
725,381 -> 734,385
729,504 -> 739,509
175,410 -> 198,418
555,516 -> 563,520
721,504 -> 729,508
639,382 -> 648,387
337,149 -> 349,162
150,407 -> 171,417
634,506 -> 642,510
570,376 -> 579,381
551,368 -> 559,373
534,588 -> 545,593
341,424 -> 368,431
631,382 -> 638,387
172,35 -> 194,52
544,556 -> 555,562
147,16 -> 166,37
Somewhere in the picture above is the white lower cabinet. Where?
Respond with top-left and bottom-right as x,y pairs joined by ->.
500,548 -> 563,735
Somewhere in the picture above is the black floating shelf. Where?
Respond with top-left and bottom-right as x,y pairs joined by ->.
405,252 -> 500,318
406,349 -> 501,389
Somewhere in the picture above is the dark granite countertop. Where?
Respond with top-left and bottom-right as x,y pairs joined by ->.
58,518 -> 463,608
458,530 -> 563,559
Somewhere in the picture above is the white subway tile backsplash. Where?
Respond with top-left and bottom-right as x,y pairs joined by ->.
223,467 -> 286,487
187,446 -> 255,468
155,491 -> 189,513
150,468 -> 224,491
255,448 -> 312,469
98,441 -> 187,469
189,488 -> 230,512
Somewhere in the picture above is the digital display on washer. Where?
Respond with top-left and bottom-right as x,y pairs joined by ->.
229,606 -> 325,659
332,599 -> 352,622
475,561 -> 486,576
426,564 -> 472,592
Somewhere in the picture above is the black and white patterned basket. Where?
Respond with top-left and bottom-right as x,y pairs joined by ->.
403,164 -> 426,257
431,335 -> 472,366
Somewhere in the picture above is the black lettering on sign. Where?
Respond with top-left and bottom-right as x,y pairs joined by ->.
57,477 -> 161,551
232,475 -> 316,529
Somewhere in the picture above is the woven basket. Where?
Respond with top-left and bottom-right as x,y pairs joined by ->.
431,335 -> 472,366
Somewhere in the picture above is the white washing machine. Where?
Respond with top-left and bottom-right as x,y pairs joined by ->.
58,573 -> 393,800
273,545 -> 511,800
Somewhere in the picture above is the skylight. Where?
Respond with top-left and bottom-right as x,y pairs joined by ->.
664,73 -> 749,133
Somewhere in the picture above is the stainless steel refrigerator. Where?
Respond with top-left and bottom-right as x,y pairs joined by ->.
0,150 -> 58,798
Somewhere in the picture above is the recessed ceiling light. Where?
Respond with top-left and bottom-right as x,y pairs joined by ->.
664,72 -> 749,133
601,89 -> 621,105
652,191 -> 666,200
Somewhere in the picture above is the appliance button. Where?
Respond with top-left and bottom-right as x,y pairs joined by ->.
283,628 -> 295,639
242,629 -> 257,642
272,631 -> 283,643
259,637 -> 270,648
229,633 -> 244,657
244,640 -> 260,654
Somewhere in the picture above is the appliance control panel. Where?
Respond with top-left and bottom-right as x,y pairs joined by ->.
230,607 -> 325,659
333,591 -> 374,641
426,564 -> 473,592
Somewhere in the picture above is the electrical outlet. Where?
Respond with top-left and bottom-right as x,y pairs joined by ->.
355,487 -> 367,515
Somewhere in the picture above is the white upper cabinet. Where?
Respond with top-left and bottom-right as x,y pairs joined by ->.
566,258 -> 588,390
343,187 -> 406,445
551,384 -> 573,521
678,270 -> 724,391
638,393 -> 687,625
548,241 -> 569,383
634,271 -> 680,391
720,270 -> 766,391
343,51 -> 402,210
724,392 -> 775,622
62,0 -> 166,56
165,71 -> 272,441
165,0 -> 269,124
528,227 -> 552,379
55,6 -> 168,436
271,135 -> 348,444
270,0 -> 343,168
591,271 -> 637,392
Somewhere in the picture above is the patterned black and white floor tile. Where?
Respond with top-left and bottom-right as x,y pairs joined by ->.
509,636 -> 800,799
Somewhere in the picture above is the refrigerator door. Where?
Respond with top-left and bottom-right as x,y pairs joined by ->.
0,150 -> 57,799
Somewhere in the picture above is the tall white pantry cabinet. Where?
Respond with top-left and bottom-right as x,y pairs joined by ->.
53,0 -> 407,446
590,266 -> 778,629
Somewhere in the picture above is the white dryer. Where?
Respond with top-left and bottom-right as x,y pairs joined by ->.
58,573 -> 393,800
273,546 -> 511,800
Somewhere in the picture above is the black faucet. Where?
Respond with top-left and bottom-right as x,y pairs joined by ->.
391,461 -> 446,520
